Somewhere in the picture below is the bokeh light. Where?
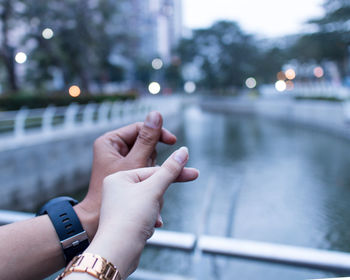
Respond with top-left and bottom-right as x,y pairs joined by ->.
148,82 -> 161,94
42,28 -> 54,39
151,58 -> 163,70
245,77 -> 257,89
277,71 -> 286,80
314,66 -> 324,78
286,80 -> 294,91
275,80 -> 287,92
15,52 -> 27,64
184,81 -> 196,94
285,69 -> 296,80
69,85 -> 81,97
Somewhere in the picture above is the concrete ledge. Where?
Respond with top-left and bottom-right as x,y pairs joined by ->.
201,98 -> 350,140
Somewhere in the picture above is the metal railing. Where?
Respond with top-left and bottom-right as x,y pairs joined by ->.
1,209 -> 350,277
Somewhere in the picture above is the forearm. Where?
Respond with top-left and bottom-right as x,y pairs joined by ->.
0,204 -> 97,280
0,215 -> 64,279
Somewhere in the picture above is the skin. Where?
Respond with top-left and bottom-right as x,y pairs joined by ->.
0,111 -> 178,280
65,147 -> 199,280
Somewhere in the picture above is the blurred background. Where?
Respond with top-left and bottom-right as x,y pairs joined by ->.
0,0 -> 349,100
2,0 -> 350,279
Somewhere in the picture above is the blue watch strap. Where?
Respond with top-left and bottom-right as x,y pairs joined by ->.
37,197 -> 90,263
46,200 -> 85,241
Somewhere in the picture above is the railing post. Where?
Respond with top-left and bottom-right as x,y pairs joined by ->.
83,103 -> 96,128
111,101 -> 122,121
121,101 -> 133,123
14,107 -> 28,138
42,105 -> 55,134
98,102 -> 111,125
134,100 -> 146,121
64,103 -> 79,130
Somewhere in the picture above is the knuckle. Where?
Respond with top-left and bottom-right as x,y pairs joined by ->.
163,161 -> 181,176
138,129 -> 156,146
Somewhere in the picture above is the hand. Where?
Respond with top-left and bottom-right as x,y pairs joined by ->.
75,111 -> 177,239
86,147 -> 199,279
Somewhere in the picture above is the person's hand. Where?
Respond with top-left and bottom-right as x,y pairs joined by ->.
75,111 -> 177,239
86,147 -> 199,279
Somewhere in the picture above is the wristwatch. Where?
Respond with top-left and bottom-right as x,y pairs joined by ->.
37,196 -> 90,263
56,253 -> 122,280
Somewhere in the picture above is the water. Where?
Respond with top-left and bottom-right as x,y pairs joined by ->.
138,105 -> 350,279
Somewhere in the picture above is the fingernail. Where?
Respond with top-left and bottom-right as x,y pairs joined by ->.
145,111 -> 161,129
173,146 -> 188,164
158,215 -> 163,225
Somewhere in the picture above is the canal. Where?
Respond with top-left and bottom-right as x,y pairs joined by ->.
137,105 -> 350,279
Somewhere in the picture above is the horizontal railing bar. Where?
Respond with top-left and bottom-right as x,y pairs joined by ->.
198,235 -> 350,273
130,269 -> 194,280
148,230 -> 196,251
2,210 -> 350,274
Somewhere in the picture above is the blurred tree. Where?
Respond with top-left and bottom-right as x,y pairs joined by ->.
21,0 -> 131,91
164,58 -> 183,90
310,0 -> 350,33
177,21 -> 284,90
134,60 -> 152,87
0,0 -> 24,91
254,47 -> 286,83
291,0 -> 350,78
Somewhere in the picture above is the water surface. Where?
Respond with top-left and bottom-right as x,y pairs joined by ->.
139,105 -> 350,279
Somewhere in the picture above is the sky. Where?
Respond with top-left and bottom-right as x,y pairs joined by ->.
183,0 -> 325,38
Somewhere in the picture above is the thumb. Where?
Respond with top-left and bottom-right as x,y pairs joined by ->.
148,147 -> 189,196
128,111 -> 162,162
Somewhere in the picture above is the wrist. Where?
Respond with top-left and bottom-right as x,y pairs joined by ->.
74,202 -> 99,241
86,229 -> 145,279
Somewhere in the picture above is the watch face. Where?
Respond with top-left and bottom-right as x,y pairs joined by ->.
36,196 -> 78,216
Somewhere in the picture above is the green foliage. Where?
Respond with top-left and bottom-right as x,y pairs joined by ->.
291,32 -> 348,63
310,0 -> 350,33
291,0 -> 350,77
176,21 -> 285,90
22,0 -> 131,90
0,0 -> 133,92
164,61 -> 183,90
134,61 -> 153,86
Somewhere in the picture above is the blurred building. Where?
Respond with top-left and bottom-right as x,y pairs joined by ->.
121,0 -> 183,61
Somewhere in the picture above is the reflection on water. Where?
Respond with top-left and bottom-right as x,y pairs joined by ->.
139,105 -> 350,279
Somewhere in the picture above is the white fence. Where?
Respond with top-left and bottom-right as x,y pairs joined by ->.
0,98 -> 180,138
0,97 -> 182,152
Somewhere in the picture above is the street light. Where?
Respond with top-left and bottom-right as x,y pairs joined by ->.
184,81 -> 196,94
275,80 -> 287,92
42,28 -> 54,39
148,82 -> 161,94
314,67 -> 324,78
245,77 -> 257,89
15,52 -> 27,64
285,69 -> 296,80
69,85 -> 81,97
152,58 -> 163,70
